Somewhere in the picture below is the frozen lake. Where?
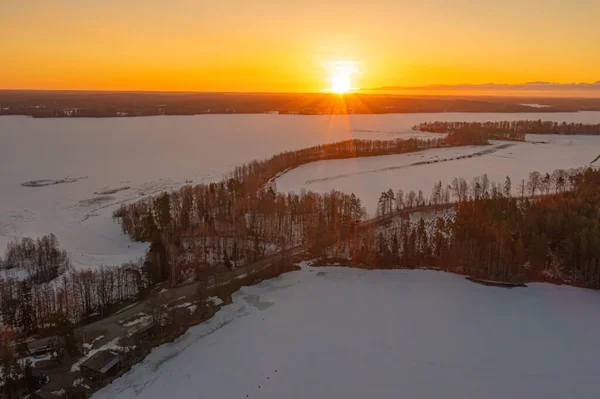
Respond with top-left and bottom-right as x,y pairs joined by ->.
93,265 -> 600,399
276,134 -> 600,215
2,112 -> 600,267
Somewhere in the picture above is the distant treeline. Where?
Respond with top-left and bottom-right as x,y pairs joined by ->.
5,91 -> 599,118
229,136 -> 448,192
414,120 -> 600,137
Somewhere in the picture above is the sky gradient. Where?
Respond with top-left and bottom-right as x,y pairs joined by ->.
2,0 -> 599,92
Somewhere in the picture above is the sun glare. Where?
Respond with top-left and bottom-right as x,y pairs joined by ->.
329,61 -> 357,94
331,74 -> 351,94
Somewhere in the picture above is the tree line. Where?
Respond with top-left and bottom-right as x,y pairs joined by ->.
0,233 -> 148,333
414,120 -> 600,137
0,262 -> 146,334
375,168 -> 579,218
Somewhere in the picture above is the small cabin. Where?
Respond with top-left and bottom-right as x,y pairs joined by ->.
25,336 -> 58,357
79,350 -> 122,381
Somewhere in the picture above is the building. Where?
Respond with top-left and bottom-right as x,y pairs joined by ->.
25,336 -> 58,357
79,350 -> 122,381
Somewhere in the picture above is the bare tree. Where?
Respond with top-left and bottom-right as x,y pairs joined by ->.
526,171 -> 542,196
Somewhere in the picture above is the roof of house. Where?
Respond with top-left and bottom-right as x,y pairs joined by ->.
30,391 -> 59,399
26,336 -> 57,352
80,350 -> 122,374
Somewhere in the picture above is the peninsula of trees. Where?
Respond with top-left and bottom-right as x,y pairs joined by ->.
354,167 -> 600,288
414,120 -> 600,137
114,134 -> 494,286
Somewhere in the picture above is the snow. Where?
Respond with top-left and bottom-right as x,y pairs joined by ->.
73,377 -> 91,390
120,313 -> 152,328
171,301 -> 199,314
276,134 -> 600,215
521,103 -> 552,108
92,265 -> 600,399
186,305 -> 197,314
207,296 -> 224,306
2,112 -> 600,268
19,353 -> 53,367
83,335 -> 105,351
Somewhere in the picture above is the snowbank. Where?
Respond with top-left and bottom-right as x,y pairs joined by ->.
207,296 -> 224,306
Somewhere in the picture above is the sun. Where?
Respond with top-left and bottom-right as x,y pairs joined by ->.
331,74 -> 351,94
328,61 -> 357,94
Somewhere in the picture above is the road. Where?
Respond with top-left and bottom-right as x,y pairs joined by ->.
77,242 -> 310,340
359,203 -> 454,229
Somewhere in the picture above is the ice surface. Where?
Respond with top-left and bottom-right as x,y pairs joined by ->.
2,112 -> 600,267
92,266 -> 600,399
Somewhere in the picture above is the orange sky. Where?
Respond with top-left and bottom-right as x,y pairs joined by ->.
1,0 -> 599,92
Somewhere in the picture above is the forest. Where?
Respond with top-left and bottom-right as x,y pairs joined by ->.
0,260 -> 146,334
414,120 -> 600,136
0,237 -> 146,333
344,167 -> 600,288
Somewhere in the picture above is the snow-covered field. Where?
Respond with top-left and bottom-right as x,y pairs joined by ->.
2,112 -> 600,267
93,265 -> 600,399
276,134 -> 600,215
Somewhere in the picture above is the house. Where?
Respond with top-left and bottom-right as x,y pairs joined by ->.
79,350 -> 122,381
25,336 -> 58,357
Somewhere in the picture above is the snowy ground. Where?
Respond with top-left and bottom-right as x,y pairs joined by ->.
93,265 -> 600,399
2,112 -> 600,267
276,133 -> 600,215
